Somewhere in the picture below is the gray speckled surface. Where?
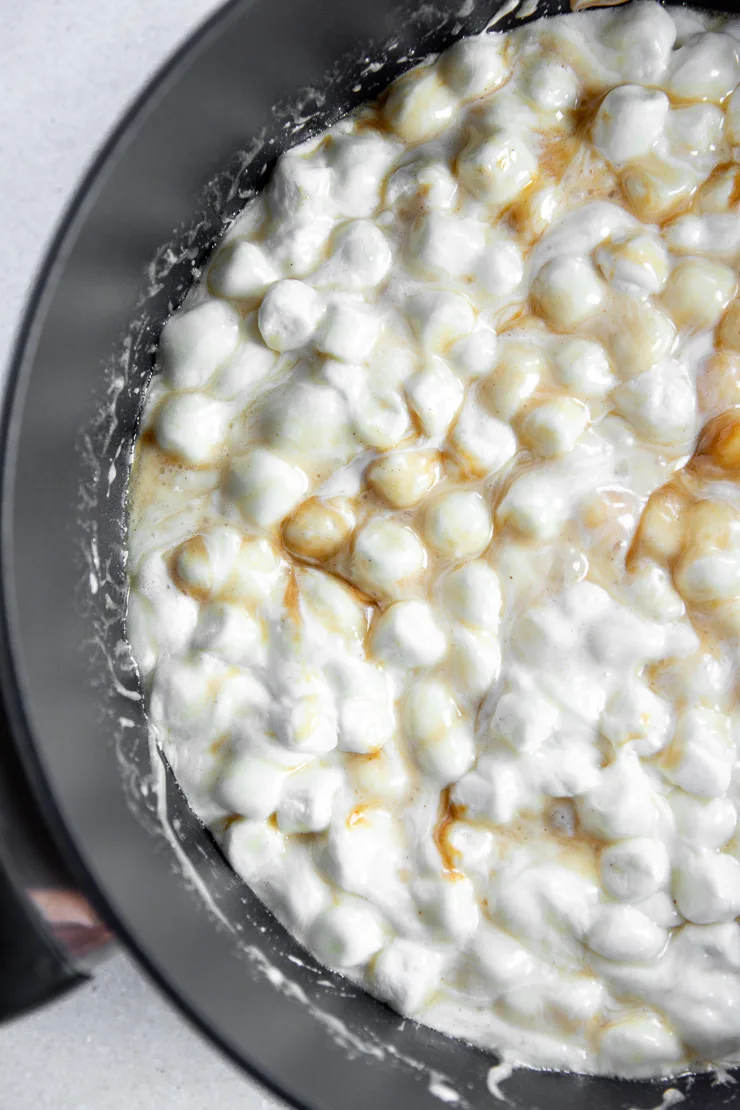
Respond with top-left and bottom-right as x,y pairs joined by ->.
0,2 -> 282,1106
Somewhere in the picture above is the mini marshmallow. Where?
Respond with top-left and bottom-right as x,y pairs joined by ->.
298,567 -> 367,644
442,561 -> 502,629
661,258 -> 737,332
155,393 -> 230,466
449,626 -> 502,699
520,397 -> 589,458
610,301 -> 676,378
586,904 -> 667,962
527,60 -> 578,111
371,938 -> 445,1014
282,497 -> 354,562
673,849 -> 740,925
214,754 -> 287,820
595,231 -> 669,297
532,257 -> 606,330
480,344 -> 545,421
671,794 -> 737,850
317,220 -> 392,290
669,32 -> 740,102
328,131 -> 401,218
271,669 -> 339,756
476,238 -> 525,297
366,450 -> 440,509
600,683 -> 671,757
351,517 -> 427,599
577,752 -> 658,840
370,600 -> 447,668
192,602 -> 264,667
408,211 -> 485,281
308,898 -> 386,968
267,380 -> 353,462
383,69 -> 459,144
450,324 -> 499,379
667,103 -> 725,155
457,129 -> 538,206
496,474 -> 567,540
675,550 -> 740,605
592,85 -> 669,167
258,280 -> 324,351
413,875 -> 480,940
226,449 -> 309,528
267,154 -> 332,224
440,34 -> 508,100
276,766 -> 342,834
316,300 -> 381,363
553,338 -> 614,398
450,394 -> 517,474
406,290 -> 475,351
598,1015 -> 684,1078
614,362 -> 696,447
600,838 -> 670,902
159,300 -> 241,390
665,708 -> 733,798
453,755 -> 523,825
424,491 -> 492,560
405,357 -> 464,437
602,1 -> 677,83
490,685 -> 559,753
385,159 -> 458,213
208,239 -> 279,302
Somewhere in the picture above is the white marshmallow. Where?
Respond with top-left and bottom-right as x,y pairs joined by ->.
577,752 -> 658,840
277,767 -> 342,834
553,338 -> 614,398
159,300 -> 241,390
328,131 -> 400,218
602,1 -> 677,83
226,449 -> 309,528
413,875 -> 479,940
404,680 -> 474,784
728,83 -> 740,144
669,32 -> 740,102
674,849 -> 740,925
457,129 -> 537,206
408,212 -> 485,281
600,838 -> 670,902
613,362 -> 696,448
406,290 -> 475,351
600,683 -> 671,757
661,258 -> 736,332
405,357 -> 463,437
371,600 -> 447,669
155,393 -> 230,466
385,159 -> 458,213
366,450 -> 440,509
383,69 -> 458,144
297,568 -> 367,645
209,333 -> 277,401
424,491 -> 492,560
371,938 -> 445,1014
319,806 -> 399,895
354,388 -> 411,450
528,61 -> 578,111
442,561 -> 501,629
192,602 -> 264,667
452,755 -> 523,826
520,397 -> 589,458
308,899 -> 385,968
440,34 -> 508,100
667,104 -> 725,155
209,239 -> 279,301
475,238 -> 524,297
586,904 -> 667,962
598,1015 -> 684,1078
271,669 -> 338,756
481,344 -> 544,421
676,551 -> 740,605
267,154 -> 332,224
671,794 -> 737,850
449,626 -> 502,700
267,380 -> 353,462
592,85 -> 669,167
665,708 -> 733,798
258,280 -> 324,351
496,473 -> 567,540
595,231 -> 669,297
450,395 -> 517,475
351,517 -> 427,599
489,684 -> 559,754
532,257 -> 606,330
317,220 -> 392,290
214,754 -> 287,820
449,324 -> 499,379
316,300 -> 381,363
468,928 -> 536,993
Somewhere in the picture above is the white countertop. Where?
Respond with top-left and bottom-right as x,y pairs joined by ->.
0,2 -> 282,1106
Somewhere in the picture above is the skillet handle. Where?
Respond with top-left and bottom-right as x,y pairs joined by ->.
0,714 -> 112,1020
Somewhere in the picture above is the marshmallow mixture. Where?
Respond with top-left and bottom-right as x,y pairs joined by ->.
128,2 -> 740,1077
